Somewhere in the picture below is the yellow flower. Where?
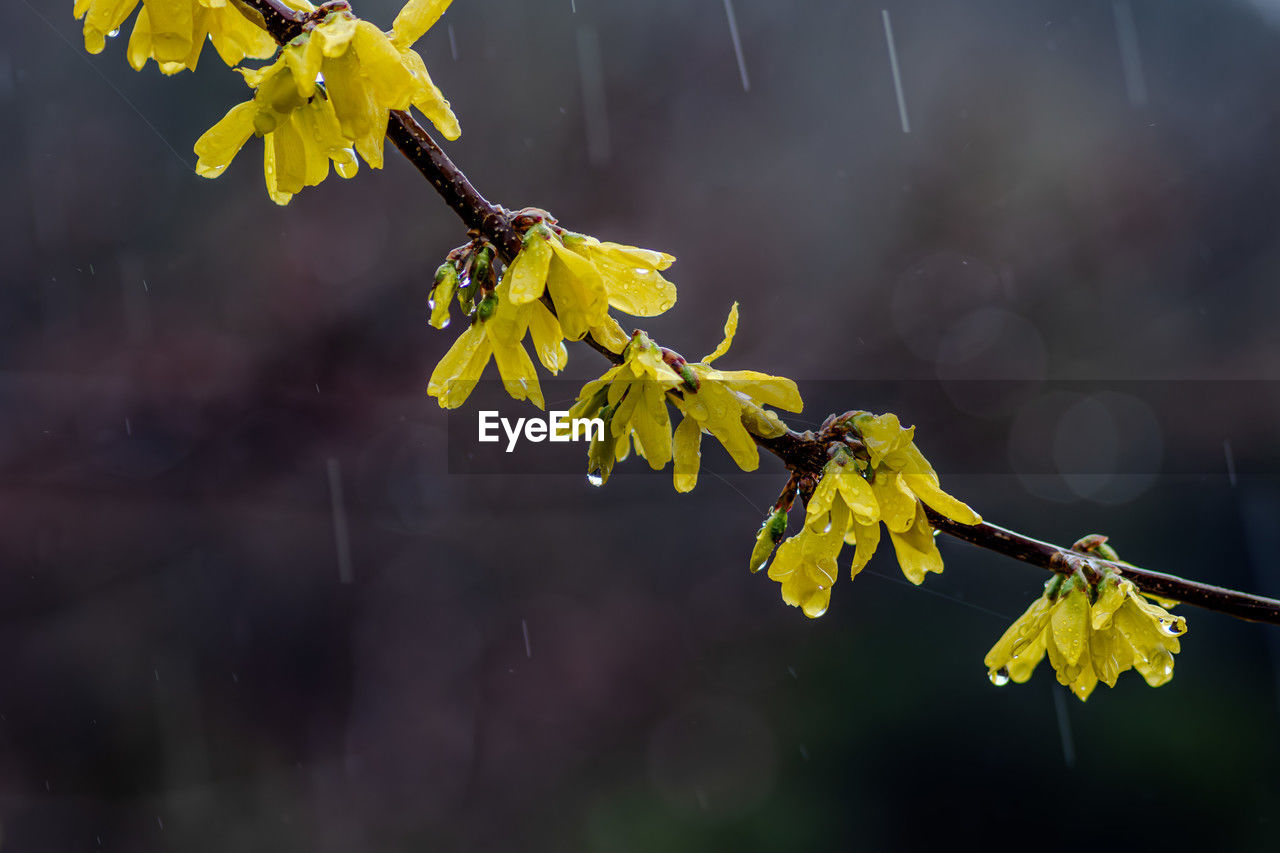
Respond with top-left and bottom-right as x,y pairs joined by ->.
427,277 -> 566,410
390,0 -> 461,140
670,303 -> 802,492
190,3 -> 458,202
193,63 -> 359,204
767,498 -> 850,618
756,410 -> 979,616
506,224 -> 678,341
984,568 -> 1187,701
75,0 -> 281,70
568,332 -> 683,483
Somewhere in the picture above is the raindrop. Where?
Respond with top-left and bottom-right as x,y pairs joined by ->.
990,667 -> 1010,686
437,317 -> 450,329
1158,620 -> 1181,637
427,296 -> 436,310
587,472 -> 604,487
107,28 -> 121,38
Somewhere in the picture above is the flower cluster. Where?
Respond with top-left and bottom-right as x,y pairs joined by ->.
505,221 -> 677,343
74,0 -> 280,72
985,561 -> 1187,701
427,223 -> 684,410
757,412 -> 981,618
192,1 -> 458,203
567,304 -> 801,488
426,274 -> 566,410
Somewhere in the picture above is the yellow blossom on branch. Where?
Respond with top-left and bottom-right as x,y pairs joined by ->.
75,0 -> 282,71
427,276 -> 567,410
984,565 -> 1187,701
191,3 -> 458,202
568,331 -> 683,484
670,303 -> 802,492
506,222 -> 678,342
756,411 -> 980,617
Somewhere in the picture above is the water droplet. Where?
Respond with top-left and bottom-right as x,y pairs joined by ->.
990,667 -> 1010,686
107,28 -> 121,38
587,472 -> 603,487
437,317 -> 450,328
427,297 -> 436,310
1158,619 -> 1181,637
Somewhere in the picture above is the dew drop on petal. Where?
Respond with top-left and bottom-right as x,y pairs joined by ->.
107,28 -> 121,38
587,472 -> 604,487
990,667 -> 1010,686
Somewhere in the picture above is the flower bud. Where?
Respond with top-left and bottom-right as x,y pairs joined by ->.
749,509 -> 788,573
476,292 -> 498,321
429,263 -> 459,330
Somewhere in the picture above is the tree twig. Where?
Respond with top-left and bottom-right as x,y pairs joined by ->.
234,0 -> 1280,627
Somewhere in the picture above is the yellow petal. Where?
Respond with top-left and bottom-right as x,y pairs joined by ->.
588,316 -> 631,355
1091,577 -> 1129,630
846,516 -> 880,577
1050,586 -> 1089,668
546,238 -> 608,339
712,370 -> 803,412
207,3 -> 278,65
590,244 -> 678,317
271,117 -> 308,196
1006,631 -> 1047,683
354,21 -> 417,109
871,469 -> 915,533
490,337 -> 544,410
391,0 -> 453,48
902,472 -> 981,525
527,302 -> 568,373
833,469 -> 879,524
194,101 -> 258,179
507,233 -> 554,304
697,382 -> 758,471
700,302 -> 738,364
672,413 -> 702,493
984,596 -> 1052,672
284,35 -> 323,99
886,502 -> 943,585
315,11 -> 358,57
397,46 -> 461,140
1089,624 -> 1131,688
323,46 -> 377,139
804,474 -> 838,532
126,6 -> 153,71
141,0 -> 193,64
628,386 -> 672,470
261,133 -> 293,205
427,323 -> 492,408
855,412 -> 915,468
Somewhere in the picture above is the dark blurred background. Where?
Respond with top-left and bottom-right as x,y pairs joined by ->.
4,0 -> 1280,850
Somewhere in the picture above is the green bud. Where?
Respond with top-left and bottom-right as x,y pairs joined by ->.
587,404 -> 618,485
471,247 -> 493,288
749,509 -> 788,573
476,292 -> 498,321
429,263 -> 459,330
678,363 -> 701,392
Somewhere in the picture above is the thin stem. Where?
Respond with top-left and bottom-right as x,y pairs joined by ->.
235,0 -> 1280,627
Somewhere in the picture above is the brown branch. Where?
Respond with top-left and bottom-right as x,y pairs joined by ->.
234,0 -> 1280,627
